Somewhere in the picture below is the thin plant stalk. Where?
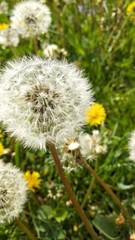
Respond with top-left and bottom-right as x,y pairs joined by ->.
33,37 -> 38,55
48,142 -> 101,240
80,156 -> 135,231
15,142 -> 20,167
15,219 -> 36,240
81,159 -> 98,209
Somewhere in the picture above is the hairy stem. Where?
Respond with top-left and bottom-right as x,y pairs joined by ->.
80,156 -> 135,231
15,219 -> 36,240
48,142 -> 100,240
81,159 -> 98,209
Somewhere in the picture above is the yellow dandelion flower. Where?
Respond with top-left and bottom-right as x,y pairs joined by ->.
85,103 -> 106,126
127,2 -> 135,20
0,142 -> 4,156
23,171 -> 41,192
0,23 -> 8,31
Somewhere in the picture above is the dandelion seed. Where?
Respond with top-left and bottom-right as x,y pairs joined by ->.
58,130 -> 107,171
129,131 -> 135,161
85,103 -> 106,126
0,57 -> 93,150
0,27 -> 19,48
0,1 -> 8,15
10,0 -> 51,38
59,135 -> 83,172
79,130 -> 107,160
0,160 -> 28,223
68,141 -> 80,151
43,44 -> 68,58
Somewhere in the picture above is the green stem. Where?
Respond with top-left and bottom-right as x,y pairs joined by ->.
15,219 -> 36,240
48,142 -> 101,240
10,46 -> 19,57
33,37 -> 38,55
107,20 -> 126,53
80,156 -> 135,231
81,159 -> 98,209
15,142 -> 20,167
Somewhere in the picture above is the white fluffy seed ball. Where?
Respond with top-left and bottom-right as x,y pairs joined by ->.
10,0 -> 51,38
129,131 -> 135,162
0,160 -> 28,223
0,57 -> 93,150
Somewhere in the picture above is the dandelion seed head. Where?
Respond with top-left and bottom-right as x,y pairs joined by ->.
10,0 -> 51,38
0,57 -> 93,150
0,1 -> 8,15
0,160 -> 28,223
79,130 -> 107,160
58,134 -> 83,172
0,27 -> 19,49
60,151 -> 82,173
43,44 -> 68,58
68,141 -> 80,151
129,131 -> 135,161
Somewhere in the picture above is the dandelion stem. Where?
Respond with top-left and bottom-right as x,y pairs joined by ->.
81,159 -> 98,209
48,142 -> 101,240
33,37 -> 38,55
15,142 -> 20,167
80,156 -> 135,231
15,218 -> 36,240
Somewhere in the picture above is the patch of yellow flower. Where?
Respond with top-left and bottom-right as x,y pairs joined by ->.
85,103 -> 106,126
23,171 -> 41,192
0,23 -> 8,31
0,142 -> 4,156
127,2 -> 135,20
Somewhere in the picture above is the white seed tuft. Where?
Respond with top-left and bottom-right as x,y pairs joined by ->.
0,27 -> 19,49
0,57 -> 93,150
129,131 -> 135,162
0,160 -> 28,223
10,0 -> 51,38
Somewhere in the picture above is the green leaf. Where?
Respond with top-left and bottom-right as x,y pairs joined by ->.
53,206 -> 68,223
93,214 -> 120,240
37,205 -> 54,220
